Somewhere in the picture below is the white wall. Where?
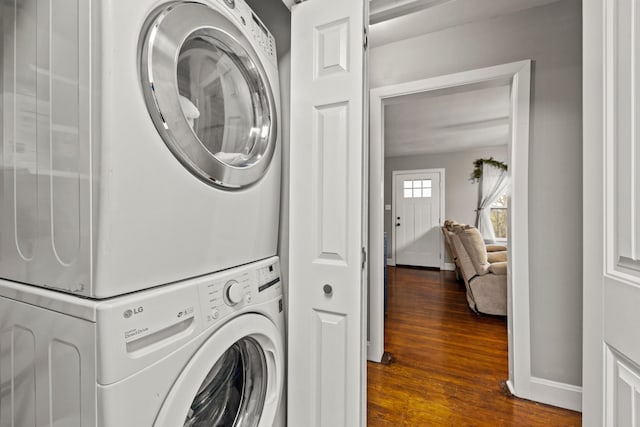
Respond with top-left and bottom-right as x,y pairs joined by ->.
371,0 -> 583,387
384,146 -> 508,263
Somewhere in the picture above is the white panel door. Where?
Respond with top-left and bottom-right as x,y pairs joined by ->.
287,0 -> 367,426
394,170 -> 441,267
583,0 -> 640,425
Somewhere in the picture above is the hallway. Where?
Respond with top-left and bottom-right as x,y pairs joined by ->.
367,267 -> 582,426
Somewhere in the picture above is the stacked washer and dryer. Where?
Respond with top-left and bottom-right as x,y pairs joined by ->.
0,0 -> 284,425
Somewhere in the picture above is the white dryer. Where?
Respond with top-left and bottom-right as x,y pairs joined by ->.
0,0 -> 280,298
0,257 -> 285,426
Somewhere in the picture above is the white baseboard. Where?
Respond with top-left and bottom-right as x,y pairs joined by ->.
443,262 -> 456,271
386,258 -> 394,266
366,341 -> 383,363
527,377 -> 582,412
506,380 -> 516,396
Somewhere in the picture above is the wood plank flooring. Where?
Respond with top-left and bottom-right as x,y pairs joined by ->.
367,267 -> 582,426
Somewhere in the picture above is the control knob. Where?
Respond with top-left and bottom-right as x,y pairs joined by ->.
225,280 -> 245,306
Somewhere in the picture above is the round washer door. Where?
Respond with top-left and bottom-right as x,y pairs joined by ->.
154,314 -> 284,427
140,2 -> 277,189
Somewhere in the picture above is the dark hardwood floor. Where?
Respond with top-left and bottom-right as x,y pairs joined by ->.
367,266 -> 582,426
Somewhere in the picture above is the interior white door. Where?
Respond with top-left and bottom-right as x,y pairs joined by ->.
583,0 -> 640,425
287,0 -> 367,426
393,170 -> 441,267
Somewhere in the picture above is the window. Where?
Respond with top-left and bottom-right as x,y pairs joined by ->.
490,193 -> 508,240
403,179 -> 432,198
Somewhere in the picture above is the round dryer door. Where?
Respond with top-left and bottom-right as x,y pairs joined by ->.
154,314 -> 284,427
140,2 -> 277,189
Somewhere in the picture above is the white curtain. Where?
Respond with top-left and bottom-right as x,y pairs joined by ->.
475,162 -> 509,242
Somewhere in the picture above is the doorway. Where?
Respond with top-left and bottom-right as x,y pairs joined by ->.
367,60 -> 532,402
391,168 -> 444,268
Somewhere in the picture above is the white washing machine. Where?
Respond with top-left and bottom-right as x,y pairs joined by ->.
0,257 -> 285,426
0,0 -> 281,298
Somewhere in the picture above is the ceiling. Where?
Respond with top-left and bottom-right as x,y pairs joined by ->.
369,0 -> 456,24
384,80 -> 511,158
369,0 -> 563,47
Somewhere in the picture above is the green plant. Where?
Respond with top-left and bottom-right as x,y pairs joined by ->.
470,157 -> 508,182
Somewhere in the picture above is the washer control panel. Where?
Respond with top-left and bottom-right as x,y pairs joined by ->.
199,258 -> 281,326
95,256 -> 281,383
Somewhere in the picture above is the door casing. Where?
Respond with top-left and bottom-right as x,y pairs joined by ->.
367,61 -> 545,409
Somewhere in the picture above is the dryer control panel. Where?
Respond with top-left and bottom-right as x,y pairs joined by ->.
225,0 -> 278,65
198,258 -> 281,327
248,12 -> 276,62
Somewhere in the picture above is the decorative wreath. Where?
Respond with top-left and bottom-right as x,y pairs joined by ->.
470,157 -> 508,183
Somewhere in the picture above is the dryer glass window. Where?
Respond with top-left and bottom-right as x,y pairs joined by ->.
140,3 -> 278,188
177,35 -> 268,168
184,337 -> 267,427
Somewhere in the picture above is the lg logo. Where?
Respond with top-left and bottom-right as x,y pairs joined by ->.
123,307 -> 144,319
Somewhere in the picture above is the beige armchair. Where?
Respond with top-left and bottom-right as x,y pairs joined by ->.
442,220 -> 507,316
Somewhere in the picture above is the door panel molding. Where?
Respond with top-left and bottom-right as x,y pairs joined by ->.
314,102 -> 350,265
605,346 -> 640,427
604,0 -> 640,282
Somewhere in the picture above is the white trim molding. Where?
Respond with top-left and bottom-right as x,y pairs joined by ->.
506,377 -> 582,412
368,60 -> 542,406
529,377 -> 583,412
